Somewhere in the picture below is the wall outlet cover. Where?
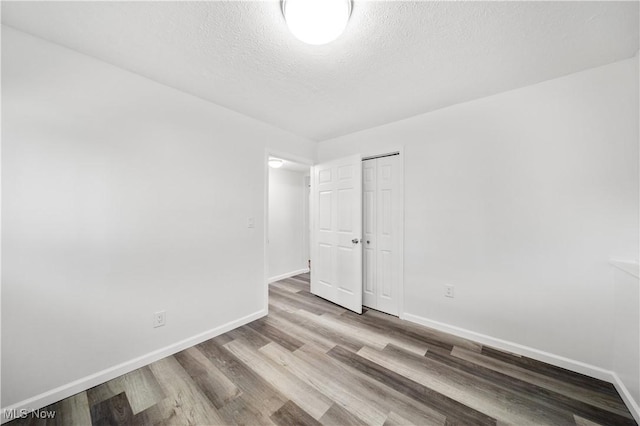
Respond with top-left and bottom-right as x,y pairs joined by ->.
153,311 -> 166,328
445,285 -> 455,298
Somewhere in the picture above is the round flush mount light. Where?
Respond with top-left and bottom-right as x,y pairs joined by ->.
282,0 -> 352,45
269,158 -> 284,168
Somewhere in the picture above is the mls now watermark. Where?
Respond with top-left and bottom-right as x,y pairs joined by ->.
3,408 -> 56,420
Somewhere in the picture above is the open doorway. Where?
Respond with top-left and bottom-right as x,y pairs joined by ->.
266,156 -> 311,284
266,151 -> 403,319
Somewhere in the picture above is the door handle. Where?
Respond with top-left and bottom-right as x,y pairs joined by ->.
352,238 -> 360,244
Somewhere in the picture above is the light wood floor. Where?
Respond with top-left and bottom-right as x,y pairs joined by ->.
8,273 -> 636,425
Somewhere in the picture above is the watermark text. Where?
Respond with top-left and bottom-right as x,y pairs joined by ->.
3,408 -> 56,420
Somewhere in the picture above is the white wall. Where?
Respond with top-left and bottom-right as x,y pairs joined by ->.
318,58 -> 639,375
1,26 -> 315,411
268,167 -> 309,281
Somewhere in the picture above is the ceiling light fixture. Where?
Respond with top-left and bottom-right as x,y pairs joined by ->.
282,0 -> 352,45
269,158 -> 284,168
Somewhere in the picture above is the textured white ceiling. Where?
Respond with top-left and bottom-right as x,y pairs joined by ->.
2,1 -> 638,142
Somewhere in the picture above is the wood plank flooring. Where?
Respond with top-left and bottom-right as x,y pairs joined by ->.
7,273 -> 636,425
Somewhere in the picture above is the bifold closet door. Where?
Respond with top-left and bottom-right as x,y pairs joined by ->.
363,155 -> 401,316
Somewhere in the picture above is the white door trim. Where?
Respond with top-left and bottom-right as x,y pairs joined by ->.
397,149 -> 405,319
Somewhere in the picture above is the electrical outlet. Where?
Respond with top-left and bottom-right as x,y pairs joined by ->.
153,311 -> 166,328
444,285 -> 455,298
247,217 -> 255,228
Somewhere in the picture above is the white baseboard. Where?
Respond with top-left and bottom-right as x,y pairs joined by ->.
268,268 -> 309,283
403,312 -> 640,421
1,308 -> 267,424
611,372 -> 640,423
403,313 -> 613,380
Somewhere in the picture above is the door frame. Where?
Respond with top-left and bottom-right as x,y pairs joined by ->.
263,149 -> 313,313
264,147 -> 404,318
361,147 -> 405,318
